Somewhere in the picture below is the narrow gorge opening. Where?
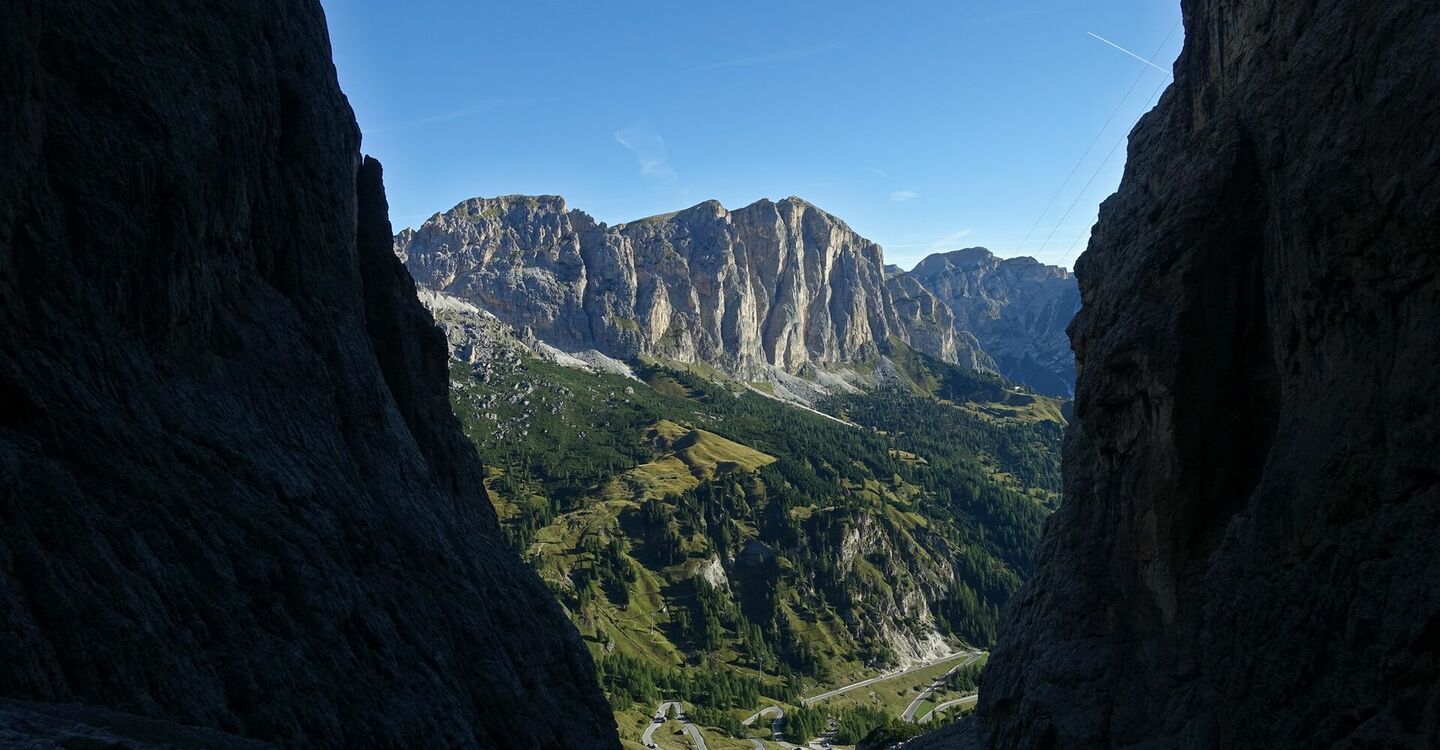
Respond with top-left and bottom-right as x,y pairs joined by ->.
3,1 -> 1436,749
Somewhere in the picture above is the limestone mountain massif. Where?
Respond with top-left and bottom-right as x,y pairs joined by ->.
908,249 -> 1079,398
0,1 -> 618,748
396,195 -> 1075,394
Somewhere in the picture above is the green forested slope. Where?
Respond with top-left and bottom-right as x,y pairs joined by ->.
446,340 -> 1062,737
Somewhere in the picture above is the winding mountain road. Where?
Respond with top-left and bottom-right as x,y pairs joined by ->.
917,694 -> 979,723
900,651 -> 983,722
741,705 -> 786,749
742,705 -> 784,729
641,701 -> 708,750
732,651 -> 985,749
802,650 -> 978,707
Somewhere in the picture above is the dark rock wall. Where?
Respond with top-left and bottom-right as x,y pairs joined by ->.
0,699 -> 277,750
0,1 -> 618,748
978,0 -> 1440,748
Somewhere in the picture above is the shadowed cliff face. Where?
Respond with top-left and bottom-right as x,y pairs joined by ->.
0,1 -> 618,748
0,700 -> 280,750
975,1 -> 1440,748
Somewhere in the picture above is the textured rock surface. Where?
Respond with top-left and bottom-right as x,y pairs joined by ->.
397,196 -> 978,376
905,248 -> 1078,397
0,2 -> 618,748
903,717 -> 981,750
0,700 -> 275,750
976,1 -> 1440,748
885,272 -> 997,374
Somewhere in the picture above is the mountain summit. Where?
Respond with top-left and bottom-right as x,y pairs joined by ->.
397,196 -> 1076,395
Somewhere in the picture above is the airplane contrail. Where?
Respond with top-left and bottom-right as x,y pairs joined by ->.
1086,31 -> 1170,73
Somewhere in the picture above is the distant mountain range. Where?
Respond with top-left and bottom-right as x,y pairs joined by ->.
396,196 -> 1079,397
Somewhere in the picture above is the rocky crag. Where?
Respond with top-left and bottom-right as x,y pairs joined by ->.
904,249 -> 1079,398
0,1 -> 618,748
396,196 -> 993,381
970,0 -> 1440,748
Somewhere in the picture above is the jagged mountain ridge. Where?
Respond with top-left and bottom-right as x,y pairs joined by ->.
396,195 -> 1069,389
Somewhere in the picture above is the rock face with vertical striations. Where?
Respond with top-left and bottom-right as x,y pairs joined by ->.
972,0 -> 1440,748
885,272 -> 998,374
0,1 -> 618,748
905,248 -> 1079,397
396,195 -> 985,378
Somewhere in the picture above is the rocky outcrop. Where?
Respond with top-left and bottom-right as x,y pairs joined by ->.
419,288 -> 638,379
904,248 -> 1078,397
832,515 -> 964,668
885,273 -> 997,374
976,1 -> 1440,748
398,195 -> 976,377
0,2 -> 618,749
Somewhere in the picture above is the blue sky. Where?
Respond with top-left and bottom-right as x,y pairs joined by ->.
321,1 -> 1183,270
